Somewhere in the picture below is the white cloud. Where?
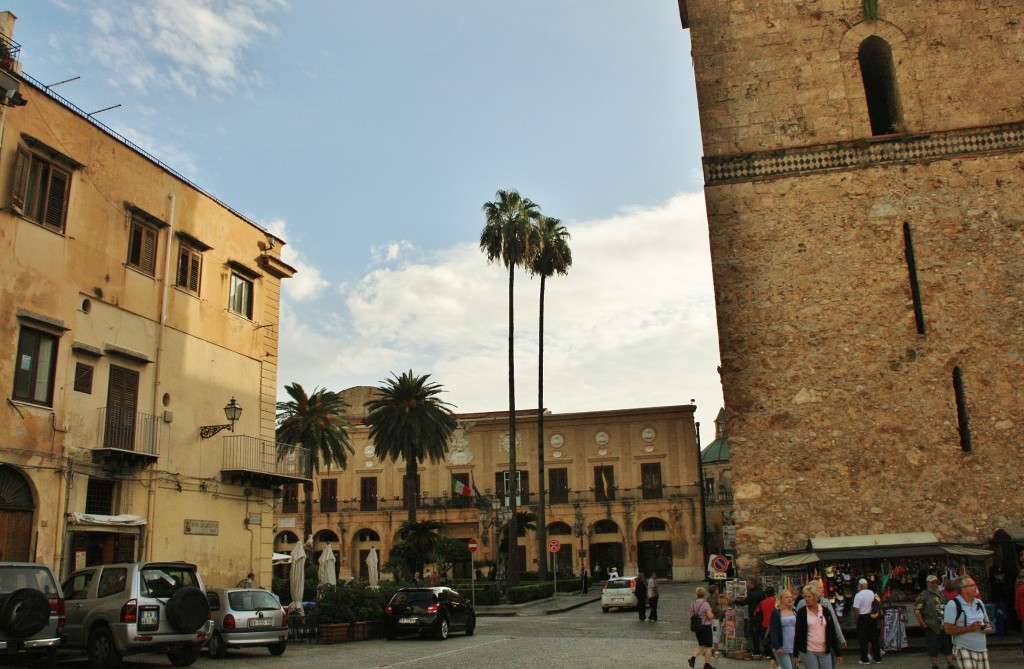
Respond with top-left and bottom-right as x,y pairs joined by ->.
277,191 -> 724,433
263,218 -> 330,301
85,0 -> 286,96
370,240 -> 415,264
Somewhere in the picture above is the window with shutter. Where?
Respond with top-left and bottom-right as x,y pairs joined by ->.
12,327 -> 59,406
12,147 -> 72,233
176,243 -> 202,295
127,216 -> 159,276
228,273 -> 254,318
74,362 -> 94,394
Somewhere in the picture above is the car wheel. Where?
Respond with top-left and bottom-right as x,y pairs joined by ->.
602,606 -> 610,613
167,647 -> 200,667
87,626 -> 123,669
207,632 -> 227,659
385,629 -> 398,640
464,613 -> 476,636
166,587 -> 209,633
0,588 -> 50,638
433,616 -> 449,640
268,640 -> 287,656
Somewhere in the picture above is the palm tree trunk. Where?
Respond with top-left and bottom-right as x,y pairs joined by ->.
406,455 -> 418,523
507,263 -> 519,587
536,274 -> 548,581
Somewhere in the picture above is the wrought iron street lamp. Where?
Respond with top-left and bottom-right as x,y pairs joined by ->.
199,397 -> 242,439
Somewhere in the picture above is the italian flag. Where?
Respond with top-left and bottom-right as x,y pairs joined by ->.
452,475 -> 471,497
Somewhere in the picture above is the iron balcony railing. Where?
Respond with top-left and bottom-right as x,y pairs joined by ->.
328,484 -> 701,514
98,407 -> 159,456
0,33 -> 20,71
222,435 -> 311,482
706,490 -> 734,505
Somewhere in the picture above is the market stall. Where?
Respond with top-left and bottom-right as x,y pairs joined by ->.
763,532 -> 992,652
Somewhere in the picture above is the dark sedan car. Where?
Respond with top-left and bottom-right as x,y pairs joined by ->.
383,587 -> 475,640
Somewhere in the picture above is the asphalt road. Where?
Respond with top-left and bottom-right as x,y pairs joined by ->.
58,582 -> 1024,669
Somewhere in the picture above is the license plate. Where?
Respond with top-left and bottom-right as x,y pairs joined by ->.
398,617 -> 417,624
613,598 -> 624,602
249,618 -> 274,627
140,608 -> 159,626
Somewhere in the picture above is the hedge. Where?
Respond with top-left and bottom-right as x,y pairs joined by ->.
507,582 -> 554,604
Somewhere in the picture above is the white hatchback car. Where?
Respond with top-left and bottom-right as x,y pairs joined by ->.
601,576 -> 639,612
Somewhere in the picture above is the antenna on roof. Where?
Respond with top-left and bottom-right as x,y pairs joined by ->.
45,76 -> 80,89
87,103 -> 121,117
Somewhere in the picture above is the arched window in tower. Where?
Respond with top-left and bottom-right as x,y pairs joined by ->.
858,36 -> 903,135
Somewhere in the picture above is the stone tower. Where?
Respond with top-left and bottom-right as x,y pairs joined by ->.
678,1 -> 1024,571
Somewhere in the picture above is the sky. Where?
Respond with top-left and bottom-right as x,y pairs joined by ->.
8,1 -> 724,439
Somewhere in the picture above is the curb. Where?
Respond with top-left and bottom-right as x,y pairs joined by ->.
476,593 -> 602,617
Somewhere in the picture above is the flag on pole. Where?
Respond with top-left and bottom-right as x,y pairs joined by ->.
452,475 -> 472,497
601,470 -> 610,498
470,471 -> 483,499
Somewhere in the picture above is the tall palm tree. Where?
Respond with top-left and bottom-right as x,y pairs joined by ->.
399,519 -> 445,576
275,383 -> 354,542
364,371 -> 457,523
480,188 -> 542,586
498,510 -> 538,572
528,216 -> 572,580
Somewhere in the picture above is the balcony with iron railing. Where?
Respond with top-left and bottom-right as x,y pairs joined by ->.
93,407 -> 160,469
0,33 -> 20,72
325,484 -> 701,515
221,435 -> 311,488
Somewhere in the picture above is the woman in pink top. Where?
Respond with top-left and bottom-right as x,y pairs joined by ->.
794,586 -> 843,669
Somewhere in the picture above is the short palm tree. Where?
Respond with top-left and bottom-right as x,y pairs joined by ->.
480,188 -> 542,586
364,371 -> 458,523
275,383 -> 354,541
498,510 -> 537,556
528,216 -> 572,580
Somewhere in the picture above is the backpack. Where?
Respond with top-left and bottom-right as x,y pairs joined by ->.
869,594 -> 881,619
690,601 -> 705,632
951,597 -> 985,626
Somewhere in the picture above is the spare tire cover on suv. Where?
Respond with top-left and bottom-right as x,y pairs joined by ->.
0,588 -> 51,638
166,586 -> 208,633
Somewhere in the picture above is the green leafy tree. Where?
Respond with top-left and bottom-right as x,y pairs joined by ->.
430,536 -> 471,578
528,216 -> 572,580
276,383 -> 353,541
498,510 -> 538,576
480,188 -> 543,586
364,371 -> 457,522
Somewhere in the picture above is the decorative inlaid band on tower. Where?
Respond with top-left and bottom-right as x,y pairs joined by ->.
703,121 -> 1024,185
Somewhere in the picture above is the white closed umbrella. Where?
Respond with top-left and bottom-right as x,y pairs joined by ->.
288,540 -> 307,611
366,547 -> 379,587
317,543 -> 337,586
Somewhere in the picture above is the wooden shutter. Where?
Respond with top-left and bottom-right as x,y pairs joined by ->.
105,366 -> 139,450
177,247 -> 190,286
44,166 -> 70,231
10,146 -> 29,213
188,251 -> 201,293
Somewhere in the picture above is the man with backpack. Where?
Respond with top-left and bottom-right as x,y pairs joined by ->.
853,577 -> 883,664
942,575 -> 991,669
915,575 -> 955,669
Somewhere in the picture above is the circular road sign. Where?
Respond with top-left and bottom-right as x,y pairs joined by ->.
547,539 -> 561,553
711,554 -> 730,572
468,539 -> 478,553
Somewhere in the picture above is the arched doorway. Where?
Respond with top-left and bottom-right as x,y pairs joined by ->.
589,519 -> 623,581
637,517 -> 673,579
0,465 -> 34,561
355,529 -> 381,581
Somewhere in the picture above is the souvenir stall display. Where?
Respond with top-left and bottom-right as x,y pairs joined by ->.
762,533 -> 993,652
720,579 -> 746,654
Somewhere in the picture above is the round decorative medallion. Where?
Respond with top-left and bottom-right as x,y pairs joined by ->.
597,447 -> 608,457
595,431 -> 609,446
550,433 -> 564,448
363,445 -> 376,458
641,427 -> 656,443
364,460 -> 375,468
644,444 -> 655,453
552,450 -> 562,458
498,432 -> 522,453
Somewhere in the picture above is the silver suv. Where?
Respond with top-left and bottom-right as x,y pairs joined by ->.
0,562 -> 64,666
61,562 -> 212,668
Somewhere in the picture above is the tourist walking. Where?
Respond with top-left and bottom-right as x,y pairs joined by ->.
914,575 -> 955,669
942,575 -> 991,669
688,586 -> 716,669
798,580 -> 848,652
853,577 -> 882,664
708,583 -> 724,657
635,572 -> 648,621
769,587 -> 798,669
794,585 -> 843,669
757,586 -> 778,661
646,571 -> 660,622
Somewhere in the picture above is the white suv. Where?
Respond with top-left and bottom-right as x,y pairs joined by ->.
0,562 -> 64,666
61,562 -> 212,667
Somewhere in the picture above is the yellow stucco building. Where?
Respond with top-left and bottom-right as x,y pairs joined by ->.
273,387 -> 706,582
0,13 -> 305,587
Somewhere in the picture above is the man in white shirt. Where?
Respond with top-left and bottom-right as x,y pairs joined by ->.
853,578 -> 882,664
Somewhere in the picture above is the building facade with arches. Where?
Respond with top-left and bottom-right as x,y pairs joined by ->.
678,0 -> 1024,572
273,388 -> 706,582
